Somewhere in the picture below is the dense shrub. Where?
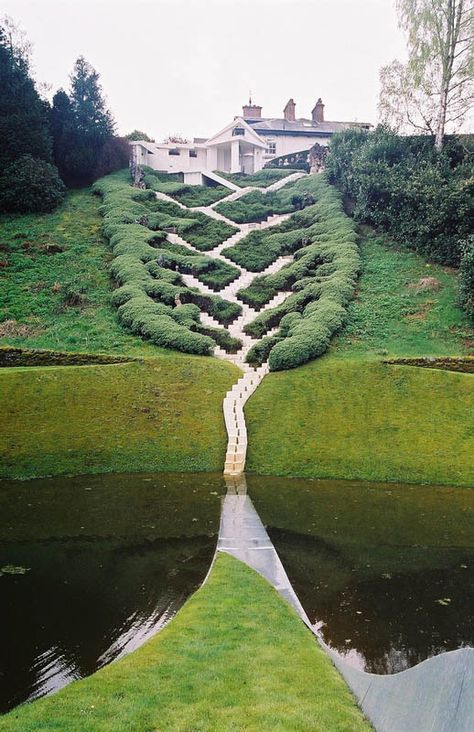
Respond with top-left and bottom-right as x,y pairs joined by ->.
458,236 -> 474,320
238,176 -> 360,370
0,155 -> 66,213
92,170 -> 242,354
326,127 -> 474,268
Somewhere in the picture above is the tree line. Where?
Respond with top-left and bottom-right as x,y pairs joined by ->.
0,17 -> 130,213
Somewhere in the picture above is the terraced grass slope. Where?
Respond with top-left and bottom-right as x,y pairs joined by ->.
216,168 -> 302,188
0,357 -> 238,479
0,554 -> 372,732
246,359 -> 474,486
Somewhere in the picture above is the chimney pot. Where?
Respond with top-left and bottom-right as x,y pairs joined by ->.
283,98 -> 296,122
312,98 -> 325,124
242,100 -> 262,119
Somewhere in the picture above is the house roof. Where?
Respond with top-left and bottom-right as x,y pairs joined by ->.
246,117 -> 372,135
130,140 -> 156,153
205,117 -> 267,148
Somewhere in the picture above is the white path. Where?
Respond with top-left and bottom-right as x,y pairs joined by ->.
155,172 -> 305,476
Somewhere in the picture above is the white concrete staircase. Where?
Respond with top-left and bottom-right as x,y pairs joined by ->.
222,364 -> 269,475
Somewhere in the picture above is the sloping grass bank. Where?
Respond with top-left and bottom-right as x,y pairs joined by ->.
0,356 -> 238,479
246,359 -> 474,486
0,189 -> 161,357
331,228 -> 473,360
0,553 -> 371,732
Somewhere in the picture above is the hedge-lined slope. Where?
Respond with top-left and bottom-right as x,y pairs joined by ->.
231,177 -> 360,370
246,359 -> 474,486
216,168 -> 301,188
215,174 -> 316,223
144,168 -> 229,206
93,171 -> 241,355
0,554 -> 371,732
0,358 -> 239,479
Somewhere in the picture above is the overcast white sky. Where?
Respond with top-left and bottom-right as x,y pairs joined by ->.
3,0 -> 407,140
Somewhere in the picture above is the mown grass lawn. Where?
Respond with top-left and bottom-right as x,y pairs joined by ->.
0,553 -> 372,732
331,228 -> 473,360
0,189 -> 165,357
246,359 -> 474,486
0,357 -> 238,479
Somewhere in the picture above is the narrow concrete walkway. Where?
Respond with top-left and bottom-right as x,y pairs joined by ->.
217,477 -> 474,732
156,174 -> 302,476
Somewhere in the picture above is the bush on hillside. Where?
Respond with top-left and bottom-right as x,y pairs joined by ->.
0,155 -> 66,213
326,127 -> 474,268
458,236 -> 474,320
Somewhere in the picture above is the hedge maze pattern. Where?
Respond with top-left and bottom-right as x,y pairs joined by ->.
94,168 -> 359,371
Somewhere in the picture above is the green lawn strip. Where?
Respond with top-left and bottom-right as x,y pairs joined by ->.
0,189 -> 163,358
0,553 -> 372,732
331,229 -> 474,359
0,356 -> 239,479
144,169 -> 229,206
216,168 -> 301,188
246,358 -> 474,486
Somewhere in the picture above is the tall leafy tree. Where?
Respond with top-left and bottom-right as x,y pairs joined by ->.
379,0 -> 474,149
52,56 -> 118,186
0,19 -> 52,167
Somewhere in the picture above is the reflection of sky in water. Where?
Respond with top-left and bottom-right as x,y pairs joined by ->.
0,472 -> 223,713
250,475 -> 474,675
27,647 -> 81,702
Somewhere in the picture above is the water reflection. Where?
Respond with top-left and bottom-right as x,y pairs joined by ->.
249,475 -> 474,674
0,472 -> 224,713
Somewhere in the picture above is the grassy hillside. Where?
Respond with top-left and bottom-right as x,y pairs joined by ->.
0,554 -> 371,732
331,228 -> 473,359
0,189 -> 165,357
1,357 -> 238,479
246,359 -> 474,486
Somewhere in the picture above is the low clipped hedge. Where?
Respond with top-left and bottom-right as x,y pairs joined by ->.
238,176 -> 360,370
93,171 -> 242,355
144,197 -> 238,251
214,173 -> 313,224
144,168 -> 229,206
216,169 -> 300,188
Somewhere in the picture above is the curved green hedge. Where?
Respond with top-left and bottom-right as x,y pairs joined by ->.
93,171 -> 242,355
238,177 -> 360,370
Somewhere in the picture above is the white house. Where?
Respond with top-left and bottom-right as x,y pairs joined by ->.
130,97 -> 371,182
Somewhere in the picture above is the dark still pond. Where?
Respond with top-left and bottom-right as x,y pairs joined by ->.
0,472 -> 225,713
248,475 -> 474,675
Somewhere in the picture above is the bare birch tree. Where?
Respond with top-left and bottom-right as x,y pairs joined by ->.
379,0 -> 474,149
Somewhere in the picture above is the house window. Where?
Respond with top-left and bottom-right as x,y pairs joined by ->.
189,150 -> 197,158
232,127 -> 245,136
266,142 -> 276,155
169,148 -> 180,156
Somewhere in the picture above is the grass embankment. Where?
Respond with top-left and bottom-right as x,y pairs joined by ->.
246,359 -> 473,486
0,190 -> 162,357
0,553 -> 371,732
217,168 -> 300,188
0,357 -> 238,479
331,228 -> 474,359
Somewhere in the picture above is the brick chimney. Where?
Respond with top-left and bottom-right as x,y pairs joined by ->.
242,97 -> 262,119
283,98 -> 296,122
312,98 -> 325,124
